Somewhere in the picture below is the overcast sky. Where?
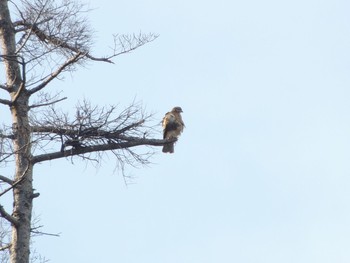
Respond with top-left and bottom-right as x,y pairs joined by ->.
8,0 -> 350,262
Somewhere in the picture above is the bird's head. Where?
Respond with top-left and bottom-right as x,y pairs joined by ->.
173,106 -> 183,113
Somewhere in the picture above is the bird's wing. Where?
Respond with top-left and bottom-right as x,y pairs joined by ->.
174,112 -> 185,132
162,112 -> 180,139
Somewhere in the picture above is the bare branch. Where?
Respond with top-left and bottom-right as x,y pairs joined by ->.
30,225 -> 60,237
29,96 -> 67,109
32,137 -> 176,164
0,243 -> 11,252
28,52 -> 84,95
15,1 -> 48,55
0,132 -> 14,140
28,101 -> 170,168
0,165 -> 31,198
28,90 -> 66,109
31,230 -> 60,237
110,33 -> 158,59
30,121 -> 147,138
84,33 -> 159,63
111,119 -> 145,135
0,99 -> 11,106
0,205 -> 18,226
15,19 -> 158,64
0,175 -> 13,185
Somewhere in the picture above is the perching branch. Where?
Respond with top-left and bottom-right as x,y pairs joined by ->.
29,101 -> 171,167
32,137 -> 176,164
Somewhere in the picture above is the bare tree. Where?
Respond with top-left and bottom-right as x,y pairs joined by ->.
0,1 -> 175,262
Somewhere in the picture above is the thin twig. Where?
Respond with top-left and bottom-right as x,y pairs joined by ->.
28,52 -> 84,95
29,97 -> 67,109
31,229 -> 60,237
0,165 -> 30,198
15,2 -> 48,54
0,244 -> 11,251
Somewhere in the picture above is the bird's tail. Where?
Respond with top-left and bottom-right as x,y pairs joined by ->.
162,143 -> 174,153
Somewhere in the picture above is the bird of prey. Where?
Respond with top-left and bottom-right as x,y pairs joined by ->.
162,106 -> 184,153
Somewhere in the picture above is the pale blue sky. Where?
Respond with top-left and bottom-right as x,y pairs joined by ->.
11,0 -> 350,262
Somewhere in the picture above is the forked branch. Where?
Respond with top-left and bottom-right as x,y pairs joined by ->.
28,52 -> 84,94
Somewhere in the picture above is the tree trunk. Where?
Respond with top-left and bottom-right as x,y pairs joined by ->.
0,1 -> 33,262
10,96 -> 33,263
10,165 -> 33,263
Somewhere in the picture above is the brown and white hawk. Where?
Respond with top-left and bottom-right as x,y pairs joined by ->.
162,106 -> 184,153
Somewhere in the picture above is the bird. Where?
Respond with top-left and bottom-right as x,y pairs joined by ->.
162,106 -> 184,153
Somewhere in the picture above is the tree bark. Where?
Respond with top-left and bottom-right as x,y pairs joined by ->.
0,1 -> 33,262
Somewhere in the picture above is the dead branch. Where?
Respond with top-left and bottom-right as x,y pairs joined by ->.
0,131 -> 14,140
0,243 -> 11,252
15,0 -> 48,55
28,52 -> 84,94
30,123 -> 148,139
29,97 -> 67,109
0,84 -> 7,91
0,176 -> 13,185
14,18 -> 157,64
28,101 -> 170,168
32,137 -> 176,164
28,90 -> 66,109
0,99 -> 11,106
109,33 -> 159,59
31,230 -> 60,238
30,225 -> 60,237
0,205 -> 18,227
0,165 -> 30,198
